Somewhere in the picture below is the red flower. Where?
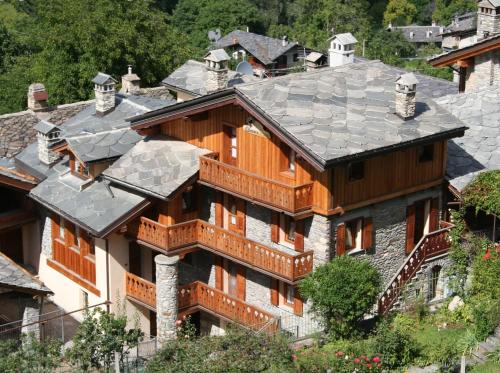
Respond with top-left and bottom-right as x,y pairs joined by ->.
336,351 -> 344,357
483,249 -> 491,260
354,358 -> 361,364
372,356 -> 381,363
292,354 -> 298,362
366,363 -> 372,369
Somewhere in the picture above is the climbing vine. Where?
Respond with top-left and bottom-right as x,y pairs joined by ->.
462,170 -> 500,216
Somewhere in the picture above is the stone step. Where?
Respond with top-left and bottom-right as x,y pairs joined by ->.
478,341 -> 496,354
486,335 -> 500,345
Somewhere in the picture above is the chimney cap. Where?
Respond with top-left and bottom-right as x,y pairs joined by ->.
34,120 -> 59,135
396,72 -> 419,86
122,66 -> 141,82
92,72 -> 117,85
328,32 -> 358,45
204,49 -> 230,63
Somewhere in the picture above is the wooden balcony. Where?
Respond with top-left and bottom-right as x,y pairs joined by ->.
125,272 -> 156,310
199,155 -> 313,214
378,222 -> 453,315
0,209 -> 36,231
178,281 -> 278,331
129,217 -> 314,283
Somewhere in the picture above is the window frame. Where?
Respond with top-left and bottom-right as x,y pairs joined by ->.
347,161 -> 364,182
418,144 -> 434,163
345,217 -> 363,253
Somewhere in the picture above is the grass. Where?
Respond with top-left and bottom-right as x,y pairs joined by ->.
469,360 -> 500,373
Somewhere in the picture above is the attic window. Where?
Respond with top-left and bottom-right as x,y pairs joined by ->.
348,161 -> 364,182
418,144 -> 434,163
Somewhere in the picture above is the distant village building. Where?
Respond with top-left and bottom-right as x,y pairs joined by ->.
214,30 -> 316,76
429,0 -> 500,92
387,22 -> 444,48
441,12 -> 477,51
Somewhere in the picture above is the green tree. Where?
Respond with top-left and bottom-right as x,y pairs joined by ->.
299,255 -> 381,338
66,307 -> 143,371
365,29 -> 416,65
383,0 -> 417,26
146,325 -> 293,373
170,0 -> 265,54
432,0 -> 476,25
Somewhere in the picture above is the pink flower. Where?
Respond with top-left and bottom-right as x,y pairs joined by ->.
336,351 -> 344,357
372,356 -> 381,363
354,358 -> 361,364
366,363 -> 372,369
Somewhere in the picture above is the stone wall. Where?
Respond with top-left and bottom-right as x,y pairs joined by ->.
466,50 -> 500,92
477,11 -> 500,37
155,255 -> 179,342
40,213 -> 52,257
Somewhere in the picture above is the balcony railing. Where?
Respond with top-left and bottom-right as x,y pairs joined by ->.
51,238 -> 96,284
125,272 -> 156,309
378,222 -> 453,315
199,156 -> 313,213
178,281 -> 278,331
129,217 -> 314,282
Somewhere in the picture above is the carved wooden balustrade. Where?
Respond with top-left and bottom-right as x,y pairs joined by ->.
199,155 -> 313,213
178,281 -> 278,331
125,272 -> 157,309
52,238 -> 96,284
129,217 -> 314,282
378,222 -> 453,315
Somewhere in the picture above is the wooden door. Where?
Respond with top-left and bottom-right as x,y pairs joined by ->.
223,125 -> 238,166
129,242 -> 142,277
224,195 -> 245,236
414,200 -> 427,245
223,259 -> 246,300
149,310 -> 157,337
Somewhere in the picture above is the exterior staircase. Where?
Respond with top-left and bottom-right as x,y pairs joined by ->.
470,326 -> 500,364
378,222 -> 453,315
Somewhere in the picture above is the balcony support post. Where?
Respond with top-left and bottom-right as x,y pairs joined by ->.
155,254 -> 179,343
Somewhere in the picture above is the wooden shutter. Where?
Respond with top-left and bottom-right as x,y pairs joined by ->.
214,256 -> 223,290
51,214 -> 60,240
236,199 -> 246,235
65,222 -> 76,248
362,217 -> 373,250
236,265 -> 246,301
79,230 -> 90,255
215,192 -> 223,227
406,204 -> 416,254
336,223 -> 346,256
293,288 -> 303,316
429,198 -> 439,232
294,220 -> 304,252
271,212 -> 279,243
270,279 -> 279,306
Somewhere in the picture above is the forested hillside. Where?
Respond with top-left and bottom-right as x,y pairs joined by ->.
0,0 -> 476,114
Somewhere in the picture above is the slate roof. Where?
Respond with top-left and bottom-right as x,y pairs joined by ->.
429,34 -> 500,65
205,49 -> 230,62
0,252 -> 51,294
442,12 -> 477,36
390,25 -> 443,43
306,52 -> 325,63
435,87 -> 500,192
30,164 -> 149,237
162,60 -> 257,97
66,129 -> 142,163
215,30 -> 299,65
234,60 -> 465,166
102,136 -> 211,200
481,0 -> 500,7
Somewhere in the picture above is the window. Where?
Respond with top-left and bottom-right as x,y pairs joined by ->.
229,202 -> 237,226
285,217 -> 296,243
279,215 -> 297,248
75,226 -> 81,248
280,143 -> 296,175
181,186 -> 197,213
418,144 -> 434,163
293,53 -> 299,62
59,218 -> 65,239
80,289 -> 89,308
348,161 -> 364,181
229,127 -> 237,159
345,218 -> 363,251
279,281 -> 295,309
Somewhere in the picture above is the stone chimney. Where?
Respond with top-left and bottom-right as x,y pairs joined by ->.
27,83 -> 49,112
120,65 -> 141,95
395,73 -> 419,120
329,32 -> 358,67
92,72 -> 117,116
34,120 -> 62,165
477,1 -> 500,38
204,49 -> 230,93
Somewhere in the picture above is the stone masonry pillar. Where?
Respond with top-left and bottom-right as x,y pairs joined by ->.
155,255 -> 179,343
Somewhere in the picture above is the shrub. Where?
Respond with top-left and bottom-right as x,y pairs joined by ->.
374,320 -> 419,369
295,348 -> 384,373
471,296 -> 500,340
299,255 -> 381,339
146,326 -> 294,373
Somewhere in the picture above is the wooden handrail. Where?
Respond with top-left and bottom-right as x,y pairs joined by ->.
378,222 -> 453,315
178,281 -> 278,331
199,155 -> 313,213
129,217 -> 314,282
125,272 -> 157,309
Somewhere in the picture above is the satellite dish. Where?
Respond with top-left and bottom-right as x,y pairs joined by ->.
208,29 -> 221,43
236,61 -> 254,76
